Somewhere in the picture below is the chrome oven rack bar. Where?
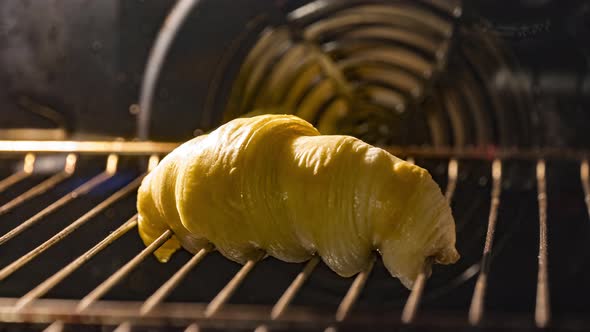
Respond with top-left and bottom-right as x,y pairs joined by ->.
0,141 -> 589,331
0,140 -> 589,160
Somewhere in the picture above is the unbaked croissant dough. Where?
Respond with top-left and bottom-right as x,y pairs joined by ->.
137,114 -> 459,288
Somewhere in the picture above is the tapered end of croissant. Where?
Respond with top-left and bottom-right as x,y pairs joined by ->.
381,228 -> 459,289
380,163 -> 459,289
137,173 -> 182,263
434,240 -> 460,265
137,215 -> 182,263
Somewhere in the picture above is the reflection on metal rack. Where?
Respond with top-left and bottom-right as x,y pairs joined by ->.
0,175 -> 144,284
0,153 -> 35,192
0,154 -> 77,216
0,155 -> 118,247
271,256 -> 320,320
254,256 -> 322,332
0,140 -> 179,155
1,140 -> 588,160
111,247 -> 212,332
77,231 -> 172,313
0,142 -> 589,331
535,160 -> 550,328
329,255 -> 375,328
468,159 -> 502,325
141,247 -> 210,316
0,154 -> 154,290
205,259 -> 259,318
16,216 -> 140,311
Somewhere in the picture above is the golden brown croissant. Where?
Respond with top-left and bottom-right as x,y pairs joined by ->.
137,114 -> 459,288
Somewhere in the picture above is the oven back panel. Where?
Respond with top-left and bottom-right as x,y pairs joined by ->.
1,0 -> 589,145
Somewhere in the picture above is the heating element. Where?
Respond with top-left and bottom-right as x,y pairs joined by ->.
0,141 -> 589,331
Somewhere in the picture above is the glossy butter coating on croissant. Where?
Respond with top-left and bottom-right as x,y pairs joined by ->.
137,114 -> 459,288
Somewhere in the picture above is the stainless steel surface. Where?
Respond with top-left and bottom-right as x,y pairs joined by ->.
535,160 -> 550,328
111,246 -> 212,332
468,159 -> 502,325
205,259 -> 258,318
43,321 -> 63,332
184,323 -> 201,332
14,215 -> 140,311
0,140 -> 589,160
0,154 -> 76,216
77,229 -> 174,313
333,256 -> 375,323
0,176 -> 143,285
401,261 -> 429,324
0,297 -> 568,330
0,141 -> 179,154
0,159 -> 116,246
141,247 -> 211,315
270,256 -> 320,320
0,153 -> 35,192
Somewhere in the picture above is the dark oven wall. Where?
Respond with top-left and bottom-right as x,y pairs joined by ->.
0,0 -> 589,146
0,0 -> 286,141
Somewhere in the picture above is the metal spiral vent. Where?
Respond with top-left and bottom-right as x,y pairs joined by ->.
219,0 -> 532,148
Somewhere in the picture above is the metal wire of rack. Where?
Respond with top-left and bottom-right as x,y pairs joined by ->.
0,141 -> 589,331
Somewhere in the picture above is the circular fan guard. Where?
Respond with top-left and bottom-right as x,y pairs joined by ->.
212,0 -> 533,149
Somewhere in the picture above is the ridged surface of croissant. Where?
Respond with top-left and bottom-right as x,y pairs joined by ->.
137,114 -> 459,288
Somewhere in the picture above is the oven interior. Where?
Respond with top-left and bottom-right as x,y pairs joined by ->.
1,0 -> 590,331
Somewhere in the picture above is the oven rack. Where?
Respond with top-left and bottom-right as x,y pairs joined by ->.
0,141 -> 589,331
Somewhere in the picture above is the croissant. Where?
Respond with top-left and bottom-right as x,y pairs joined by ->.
137,114 -> 459,288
